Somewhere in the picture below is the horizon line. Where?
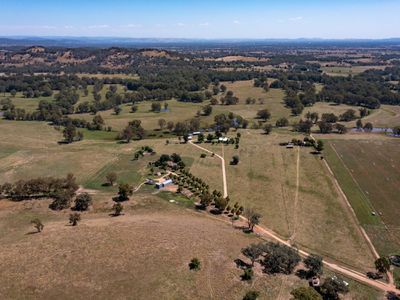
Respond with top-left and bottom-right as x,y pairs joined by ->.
1,36 -> 400,41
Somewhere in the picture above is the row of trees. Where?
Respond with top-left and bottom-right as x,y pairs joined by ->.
0,174 -> 80,210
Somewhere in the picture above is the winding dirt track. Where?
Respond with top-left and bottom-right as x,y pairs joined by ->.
189,141 -> 398,294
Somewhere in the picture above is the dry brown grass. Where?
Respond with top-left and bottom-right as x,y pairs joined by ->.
194,130 -> 376,272
0,193 -> 382,300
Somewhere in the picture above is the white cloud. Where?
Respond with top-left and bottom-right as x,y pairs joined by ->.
87,24 -> 110,29
233,20 -> 240,24
176,22 -> 185,27
199,22 -> 210,27
64,25 -> 74,29
124,24 -> 142,28
289,16 -> 303,22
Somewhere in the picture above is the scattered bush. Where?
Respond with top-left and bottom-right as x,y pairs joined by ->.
231,155 -> 240,165
106,172 -> 117,186
243,290 -> 260,300
69,213 -> 81,226
112,202 -> 123,216
74,193 -> 92,211
30,218 -> 44,233
241,268 -> 254,281
189,258 -> 201,270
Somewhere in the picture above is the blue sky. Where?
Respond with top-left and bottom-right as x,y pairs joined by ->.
0,0 -> 399,39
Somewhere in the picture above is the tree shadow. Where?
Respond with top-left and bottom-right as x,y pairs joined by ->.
234,258 -> 251,270
295,269 -> 309,279
25,231 -> 40,235
194,203 -> 206,210
109,213 -> 124,217
242,228 -> 253,234
209,208 -> 223,215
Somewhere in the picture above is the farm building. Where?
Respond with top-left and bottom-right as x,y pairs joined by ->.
156,179 -> 173,189
286,143 -> 294,149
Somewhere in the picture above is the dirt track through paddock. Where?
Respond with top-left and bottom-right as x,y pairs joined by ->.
190,140 -> 397,293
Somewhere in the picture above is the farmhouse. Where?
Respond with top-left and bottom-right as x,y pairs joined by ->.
156,179 -> 173,189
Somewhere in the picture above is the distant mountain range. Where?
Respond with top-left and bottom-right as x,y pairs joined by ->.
1,36 -> 400,48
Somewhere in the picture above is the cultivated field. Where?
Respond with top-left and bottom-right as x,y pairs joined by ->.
324,138 -> 400,256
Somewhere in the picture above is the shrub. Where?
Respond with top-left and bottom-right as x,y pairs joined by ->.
106,172 -> 117,186
69,213 -> 81,226
117,183 -> 133,201
263,123 -> 273,134
31,218 -> 44,233
113,202 -> 123,216
291,286 -> 322,300
243,290 -> 260,300
49,189 -> 74,210
276,117 -> 289,127
241,268 -> 254,281
231,155 -> 240,165
74,193 -> 92,211
189,258 -> 201,270
304,254 -> 323,276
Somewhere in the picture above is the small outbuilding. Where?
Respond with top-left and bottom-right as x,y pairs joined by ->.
286,143 -> 294,149
156,179 -> 173,189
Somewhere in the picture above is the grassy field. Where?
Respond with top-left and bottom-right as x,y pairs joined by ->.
0,119 -> 378,271
362,105 -> 400,128
73,80 -> 290,132
0,190 -> 382,299
3,79 -> 398,133
0,120 -> 210,190
324,138 -> 400,256
188,130 -> 376,272
321,65 -> 388,77
0,92 -> 54,112
0,111 -> 388,298
221,80 -> 292,123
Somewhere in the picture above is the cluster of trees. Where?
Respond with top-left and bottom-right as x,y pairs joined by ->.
152,153 -> 185,170
115,183 -> 133,202
240,241 -> 301,275
62,123 -> 83,143
220,90 -> 239,105
133,145 -> 155,160
284,90 -> 307,115
0,174 -> 80,210
355,119 -> 374,132
253,77 -> 269,91
294,117 -> 347,135
214,112 -> 249,132
240,241 -> 350,299
319,75 -> 400,108
118,120 -> 145,142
